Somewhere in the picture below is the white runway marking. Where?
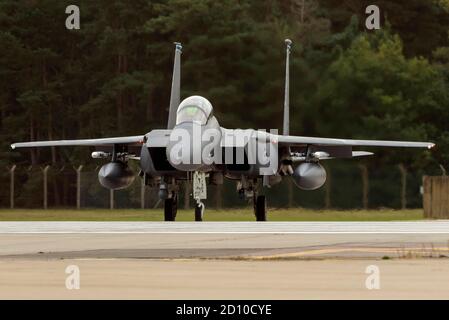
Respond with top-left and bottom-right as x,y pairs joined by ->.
0,221 -> 449,234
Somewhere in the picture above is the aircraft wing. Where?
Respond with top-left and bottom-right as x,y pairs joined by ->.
11,135 -> 145,149
273,134 -> 435,149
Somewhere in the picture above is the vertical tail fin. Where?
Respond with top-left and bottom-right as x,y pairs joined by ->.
283,39 -> 292,136
167,42 -> 182,129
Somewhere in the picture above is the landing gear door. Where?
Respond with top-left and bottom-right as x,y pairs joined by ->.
193,171 -> 207,200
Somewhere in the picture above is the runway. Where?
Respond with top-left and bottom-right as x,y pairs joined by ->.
0,221 -> 448,260
1,221 -> 448,299
1,221 -> 449,233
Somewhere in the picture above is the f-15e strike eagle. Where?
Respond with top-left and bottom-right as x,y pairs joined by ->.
11,40 -> 434,221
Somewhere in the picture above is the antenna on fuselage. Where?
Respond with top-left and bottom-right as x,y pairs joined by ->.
167,42 -> 182,129
283,39 -> 292,136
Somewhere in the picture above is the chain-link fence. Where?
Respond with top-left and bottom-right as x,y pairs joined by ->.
0,161 -> 432,210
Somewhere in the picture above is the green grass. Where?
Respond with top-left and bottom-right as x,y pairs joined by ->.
0,208 -> 424,221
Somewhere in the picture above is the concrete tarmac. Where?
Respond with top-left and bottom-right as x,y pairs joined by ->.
0,221 -> 448,299
1,259 -> 449,299
0,221 -> 448,259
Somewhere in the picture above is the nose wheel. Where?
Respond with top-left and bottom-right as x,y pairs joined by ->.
194,201 -> 204,221
254,195 -> 267,221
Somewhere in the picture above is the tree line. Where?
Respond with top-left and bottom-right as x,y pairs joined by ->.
0,0 -> 448,207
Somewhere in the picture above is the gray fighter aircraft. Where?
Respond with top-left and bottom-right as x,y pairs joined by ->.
11,40 -> 435,221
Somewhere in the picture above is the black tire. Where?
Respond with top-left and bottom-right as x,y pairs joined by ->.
172,194 -> 178,219
195,204 -> 203,222
254,195 -> 267,221
164,197 -> 177,221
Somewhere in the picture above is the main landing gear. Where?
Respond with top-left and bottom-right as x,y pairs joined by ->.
161,172 -> 206,222
161,174 -> 268,222
164,192 -> 178,221
238,178 -> 267,222
254,195 -> 267,221
164,195 -> 203,222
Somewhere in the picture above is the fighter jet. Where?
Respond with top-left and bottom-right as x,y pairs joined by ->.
11,40 -> 435,221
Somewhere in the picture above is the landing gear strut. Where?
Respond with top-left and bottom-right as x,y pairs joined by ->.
193,171 -> 207,222
164,193 -> 178,221
254,195 -> 267,221
238,178 -> 267,222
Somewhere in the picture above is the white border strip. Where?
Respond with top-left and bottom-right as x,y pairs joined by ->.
1,222 -> 449,234
2,231 -> 449,234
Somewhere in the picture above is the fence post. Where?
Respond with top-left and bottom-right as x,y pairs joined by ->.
184,181 -> 190,210
75,165 -> 83,209
422,176 -> 431,218
287,178 -> 293,208
439,164 -> 446,176
398,163 -> 407,210
9,165 -> 16,209
215,184 -> 222,209
42,165 -> 50,209
359,164 -> 369,210
141,177 -> 145,209
110,189 -> 114,210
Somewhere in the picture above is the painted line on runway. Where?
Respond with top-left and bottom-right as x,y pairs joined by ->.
3,232 -> 449,234
1,222 -> 449,234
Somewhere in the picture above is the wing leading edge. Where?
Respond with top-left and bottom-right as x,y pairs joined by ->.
273,134 -> 435,149
11,135 -> 145,149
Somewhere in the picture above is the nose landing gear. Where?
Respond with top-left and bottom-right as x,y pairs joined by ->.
194,200 -> 205,221
192,171 -> 207,222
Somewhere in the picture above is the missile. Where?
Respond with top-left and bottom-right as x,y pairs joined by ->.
91,151 -> 110,159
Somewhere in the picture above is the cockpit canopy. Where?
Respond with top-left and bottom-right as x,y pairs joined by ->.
176,96 -> 213,125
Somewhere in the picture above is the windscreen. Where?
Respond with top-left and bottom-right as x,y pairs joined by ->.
176,105 -> 208,125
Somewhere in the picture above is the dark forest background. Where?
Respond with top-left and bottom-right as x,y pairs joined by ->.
1,0 -> 449,209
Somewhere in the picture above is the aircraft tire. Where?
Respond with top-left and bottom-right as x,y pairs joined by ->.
194,204 -> 203,222
164,196 -> 177,221
255,195 -> 267,221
